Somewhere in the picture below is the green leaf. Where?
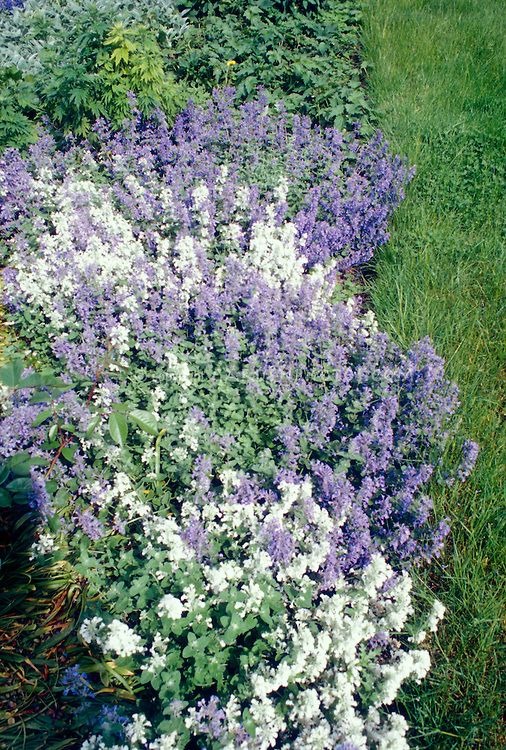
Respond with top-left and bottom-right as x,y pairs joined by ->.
62,446 -> 77,462
130,409 -> 159,436
0,358 -> 24,388
0,489 -> 12,508
32,409 -> 53,427
0,464 -> 9,485
109,412 -> 128,447
6,477 -> 32,494
86,415 -> 101,437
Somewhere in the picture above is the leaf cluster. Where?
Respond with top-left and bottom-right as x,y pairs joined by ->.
172,0 -> 370,129
0,0 -> 202,148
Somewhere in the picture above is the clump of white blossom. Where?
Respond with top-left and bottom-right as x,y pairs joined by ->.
74,469 -> 443,749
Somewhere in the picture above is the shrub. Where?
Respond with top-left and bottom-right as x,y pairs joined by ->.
0,0 -> 199,146
172,0 -> 369,128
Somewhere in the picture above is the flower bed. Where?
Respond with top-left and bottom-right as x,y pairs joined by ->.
0,95 -> 476,748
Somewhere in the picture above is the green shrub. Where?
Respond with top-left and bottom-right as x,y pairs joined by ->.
172,0 -> 369,129
0,67 -> 38,149
0,0 -> 201,145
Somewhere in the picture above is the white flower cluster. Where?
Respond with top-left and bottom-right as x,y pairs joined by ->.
78,471 -> 443,750
30,531 -> 56,559
165,352 -> 192,391
245,218 -> 307,290
411,598 -> 446,644
79,616 -> 144,658
346,297 -> 380,339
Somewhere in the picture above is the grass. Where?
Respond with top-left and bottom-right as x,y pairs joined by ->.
364,0 -> 505,747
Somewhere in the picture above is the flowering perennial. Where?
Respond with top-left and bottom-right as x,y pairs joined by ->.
0,95 -> 476,748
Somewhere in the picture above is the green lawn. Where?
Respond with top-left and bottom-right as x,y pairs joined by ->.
364,1 -> 505,747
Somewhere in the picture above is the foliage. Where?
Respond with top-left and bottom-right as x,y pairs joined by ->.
0,0 -> 199,145
0,0 -> 189,73
172,0 -> 369,129
37,21 -> 193,136
0,67 -> 38,150
0,498 -> 84,750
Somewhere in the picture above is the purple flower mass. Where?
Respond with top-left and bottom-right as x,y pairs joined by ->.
0,93 -> 471,572
0,0 -> 23,11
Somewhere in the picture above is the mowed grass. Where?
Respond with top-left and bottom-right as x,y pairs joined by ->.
364,0 -> 505,747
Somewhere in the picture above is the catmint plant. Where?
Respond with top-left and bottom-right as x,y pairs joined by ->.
0,94 -> 476,749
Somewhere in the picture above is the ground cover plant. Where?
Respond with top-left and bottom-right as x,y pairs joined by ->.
0,93 -> 478,748
364,0 -> 505,746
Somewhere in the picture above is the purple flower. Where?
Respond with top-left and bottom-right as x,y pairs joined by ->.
29,468 -> 53,518
73,509 -> 105,541
193,695 -> 226,740
60,665 -> 94,698
263,519 -> 295,564
181,517 -> 209,560
457,439 -> 479,481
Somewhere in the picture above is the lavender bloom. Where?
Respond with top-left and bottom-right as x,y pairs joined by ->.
29,468 -> 53,518
0,400 -> 48,458
193,696 -> 226,740
263,519 -> 295,564
456,439 -> 479,481
99,704 -> 129,728
0,0 -> 24,12
60,665 -> 94,698
73,509 -> 105,541
181,517 -> 209,560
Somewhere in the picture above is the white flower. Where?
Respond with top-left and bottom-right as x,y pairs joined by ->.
376,649 -> 431,706
219,468 -> 242,496
158,594 -> 185,620
79,616 -> 106,645
292,688 -> 321,725
101,619 -> 144,658
165,351 -> 192,390
30,531 -> 56,558
244,219 -> 306,290
149,733 -> 180,750
427,599 -> 446,632
125,713 -> 152,745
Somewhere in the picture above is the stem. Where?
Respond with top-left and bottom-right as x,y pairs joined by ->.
154,428 -> 167,487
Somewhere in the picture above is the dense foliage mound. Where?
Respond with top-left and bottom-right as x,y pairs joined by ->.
0,0 -> 369,153
0,0 -> 197,147
172,0 -> 369,128
0,95 -> 478,748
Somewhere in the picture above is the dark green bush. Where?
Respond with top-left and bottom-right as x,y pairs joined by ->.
172,0 -> 370,128
0,0 -> 203,148
0,67 -> 38,149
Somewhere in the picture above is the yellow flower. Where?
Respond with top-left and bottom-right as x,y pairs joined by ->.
226,59 -> 237,66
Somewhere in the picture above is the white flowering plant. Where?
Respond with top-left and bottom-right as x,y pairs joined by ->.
73,465 -> 444,750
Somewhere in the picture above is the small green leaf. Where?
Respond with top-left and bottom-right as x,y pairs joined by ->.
0,358 -> 24,388
109,412 -> 128,447
6,477 -> 32,494
130,409 -> 159,436
0,464 -> 9,485
62,446 -> 77,462
0,489 -> 12,508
